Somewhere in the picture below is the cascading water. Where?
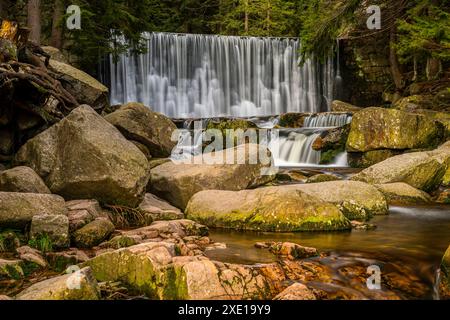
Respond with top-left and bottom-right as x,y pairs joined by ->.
268,112 -> 352,167
303,113 -> 352,128
106,32 -> 335,118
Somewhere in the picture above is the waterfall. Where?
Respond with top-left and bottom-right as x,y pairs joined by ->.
106,32 -> 335,118
303,113 -> 352,128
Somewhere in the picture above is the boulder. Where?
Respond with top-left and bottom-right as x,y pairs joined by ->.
41,46 -> 68,63
0,128 -> 14,156
293,181 -> 388,220
16,267 -> 100,300
138,193 -> 184,221
346,107 -> 444,152
186,186 -> 351,232
439,245 -> 450,299
115,220 -> 208,245
279,113 -> 306,127
273,283 -> 316,300
0,192 -> 67,228
0,166 -> 51,194
149,144 -> 274,209
331,100 -> 362,113
16,246 -> 48,268
15,105 -> 150,207
351,151 -> 447,192
306,174 -> 342,184
72,218 -> 115,248
66,199 -> 106,232
374,183 -> 432,205
45,249 -> 90,272
104,102 -> 177,157
48,59 -> 108,110
0,259 -> 24,280
30,214 -> 70,248
269,242 -> 318,260
348,150 -> 401,168
83,242 -> 274,299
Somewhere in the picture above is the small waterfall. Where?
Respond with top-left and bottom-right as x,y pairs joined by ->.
303,113 -> 352,128
272,130 -> 321,167
106,32 -> 335,118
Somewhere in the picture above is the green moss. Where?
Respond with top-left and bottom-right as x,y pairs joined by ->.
28,233 -> 54,253
320,148 -> 344,164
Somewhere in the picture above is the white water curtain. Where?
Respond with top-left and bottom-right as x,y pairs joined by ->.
108,32 -> 335,118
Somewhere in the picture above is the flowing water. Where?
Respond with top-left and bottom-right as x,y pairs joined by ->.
206,205 -> 450,299
105,32 -> 335,118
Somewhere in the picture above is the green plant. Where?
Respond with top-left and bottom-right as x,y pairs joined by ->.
28,234 -> 54,253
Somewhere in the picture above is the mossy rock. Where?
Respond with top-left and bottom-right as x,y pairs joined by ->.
374,183 -> 432,205
278,113 -> 306,128
351,150 -> 448,192
348,150 -> 401,168
294,181 -> 388,221
186,186 -> 351,232
347,107 -> 444,152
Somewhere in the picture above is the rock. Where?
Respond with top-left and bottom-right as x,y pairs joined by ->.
0,192 -> 67,228
273,283 -> 316,300
206,118 -> 258,147
312,124 -> 350,164
348,150 -> 401,168
149,144 -> 274,209
346,107 -> 444,152
186,186 -> 351,232
279,113 -> 306,127
16,111 -> 43,131
0,128 -> 14,155
436,189 -> 450,204
30,214 -> 70,248
0,259 -> 23,280
269,242 -> 318,260
351,151 -> 447,192
66,199 -> 106,232
116,220 -> 208,245
275,169 -> 307,182
83,242 -> 272,299
374,183 -> 432,205
72,218 -> 115,248
331,100 -> 362,113
104,102 -> 177,157
440,245 -> 450,299
16,267 -> 100,300
48,59 -> 108,110
0,295 -> 12,300
254,242 -> 270,249
351,220 -> 377,231
138,193 -> 184,221
41,46 -> 68,63
16,246 -> 48,268
293,181 -> 388,220
148,158 -> 171,170
15,105 -> 150,207
46,249 -> 90,272
394,95 -> 434,112
306,174 -> 342,184
130,140 -> 152,160
0,166 -> 51,194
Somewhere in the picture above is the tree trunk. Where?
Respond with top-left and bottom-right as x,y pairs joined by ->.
50,0 -> 64,49
27,0 -> 41,45
389,26 -> 403,92
244,0 -> 249,34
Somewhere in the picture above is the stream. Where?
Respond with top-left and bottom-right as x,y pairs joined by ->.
206,204 -> 450,299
